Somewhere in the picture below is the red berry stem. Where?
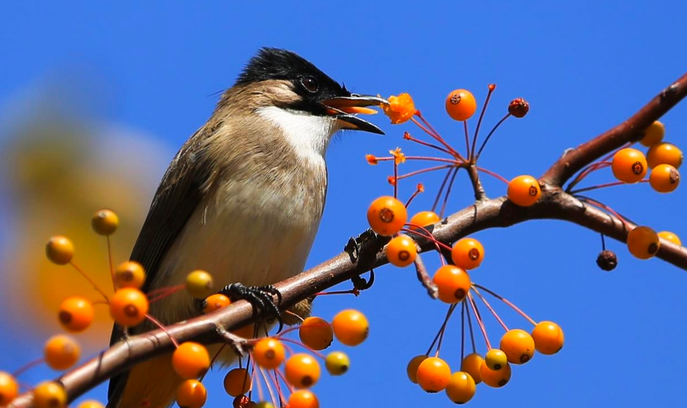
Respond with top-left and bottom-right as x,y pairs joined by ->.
424,303 -> 458,357
465,302 -> 477,354
471,287 -> 509,332
411,117 -> 464,160
405,184 -> 424,207
467,293 -> 492,350
474,113 -> 511,160
393,156 -> 399,199
470,84 -> 497,161
11,358 -> 45,378
431,168 -> 455,213
476,166 -> 510,184
569,179 -> 648,195
107,235 -> 116,292
313,289 -> 360,297
463,121 -> 471,160
397,164 -> 454,181
145,314 -> 179,348
278,338 -> 326,360
460,302 -> 466,362
472,283 -> 537,326
566,161 -> 612,192
576,196 -> 633,229
147,285 -> 185,304
439,167 -> 460,218
404,132 -> 454,156
257,366 -> 278,408
69,261 -> 109,302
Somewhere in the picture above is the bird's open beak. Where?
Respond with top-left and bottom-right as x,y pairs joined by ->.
322,94 -> 389,135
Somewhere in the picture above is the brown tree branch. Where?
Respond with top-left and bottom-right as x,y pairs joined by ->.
9,71 -> 687,407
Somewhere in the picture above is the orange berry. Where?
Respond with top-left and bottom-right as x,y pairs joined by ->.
658,231 -> 682,246
324,351 -> 350,376
33,381 -> 67,408
507,175 -> 541,207
223,368 -> 252,397
432,265 -> 471,304
77,401 -> 106,408
382,93 -> 416,124
484,349 -> 508,370
91,209 -> 119,236
0,371 -> 18,405
640,120 -> 665,147
252,338 -> 285,369
445,371 -> 476,404
58,296 -> 94,333
416,357 -> 451,393
647,142 -> 683,169
460,353 -> 483,385
288,390 -> 319,408
332,309 -> 369,346
386,235 -> 417,267
365,154 -> 378,165
285,353 -> 321,389
109,288 -> 149,327
627,226 -> 661,260
612,148 -> 648,183
186,270 -> 214,298
172,342 -> 210,379
46,235 -> 74,265
445,89 -> 477,121
409,211 -> 440,230
406,355 -> 427,384
531,321 -> 564,355
203,293 -> 231,314
649,164 -> 680,193
367,196 -> 407,236
299,317 -> 333,351
500,329 -> 535,364
44,334 -> 80,370
480,362 -> 511,388
176,380 -> 207,408
451,238 -> 485,270
113,261 -> 146,289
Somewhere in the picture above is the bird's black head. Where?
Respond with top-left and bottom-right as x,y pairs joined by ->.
236,47 -> 387,134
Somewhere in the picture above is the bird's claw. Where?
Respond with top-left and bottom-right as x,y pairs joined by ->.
351,269 -> 375,291
216,326 -> 250,357
219,283 -> 284,333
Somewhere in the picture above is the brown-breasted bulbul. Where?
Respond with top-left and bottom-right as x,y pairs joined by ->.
106,47 -> 386,408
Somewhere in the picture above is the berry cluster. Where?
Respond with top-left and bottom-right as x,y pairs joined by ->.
1,210 -> 371,408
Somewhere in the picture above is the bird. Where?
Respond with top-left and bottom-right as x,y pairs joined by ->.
107,47 -> 386,408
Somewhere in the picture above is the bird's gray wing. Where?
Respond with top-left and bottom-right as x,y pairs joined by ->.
107,123 -> 217,404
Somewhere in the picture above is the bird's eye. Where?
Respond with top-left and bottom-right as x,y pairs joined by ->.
300,76 -> 319,93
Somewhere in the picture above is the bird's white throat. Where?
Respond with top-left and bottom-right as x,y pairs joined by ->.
256,106 -> 340,165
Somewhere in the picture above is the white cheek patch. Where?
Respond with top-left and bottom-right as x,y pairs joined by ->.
257,106 -> 341,166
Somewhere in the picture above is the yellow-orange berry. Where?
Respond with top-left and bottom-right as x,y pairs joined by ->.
288,390 -> 319,408
109,288 -> 149,327
176,380 -> 207,408
647,142 -> 683,169
252,338 -> 285,369
649,164 -> 680,193
186,270 -> 214,298
172,342 -> 210,379
445,89 -> 477,121
0,371 -> 18,405
46,235 -> 74,265
77,401 -> 106,408
500,329 -> 535,364
445,371 -> 476,404
460,353 -> 483,385
203,293 -> 231,314
44,334 -> 80,370
640,121 -> 665,147
484,349 -> 508,371
33,381 -> 67,408
386,235 -> 417,267
58,296 -> 94,333
416,357 -> 451,393
285,353 -> 321,389
223,368 -> 252,397
324,351 -> 350,376
409,211 -> 440,230
612,148 -> 648,183
406,355 -> 427,384
451,238 -> 485,270
507,175 -> 541,207
299,317 -> 334,351
367,196 -> 407,236
91,209 -> 119,236
627,226 -> 661,260
382,93 -> 416,124
114,261 -> 146,289
432,265 -> 471,304
658,231 -> 682,246
532,321 -> 565,355
480,362 -> 511,388
332,309 -> 369,346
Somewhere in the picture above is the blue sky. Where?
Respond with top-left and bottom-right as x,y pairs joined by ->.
1,1 -> 687,407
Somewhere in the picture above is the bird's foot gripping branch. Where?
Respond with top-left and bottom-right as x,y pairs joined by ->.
4,71 -> 687,408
